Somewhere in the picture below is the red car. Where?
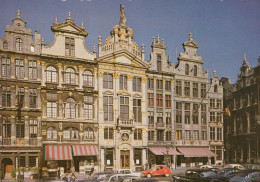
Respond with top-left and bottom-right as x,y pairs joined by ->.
143,165 -> 171,178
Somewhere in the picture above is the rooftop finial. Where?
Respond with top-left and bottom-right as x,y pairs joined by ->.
119,4 -> 126,26
81,22 -> 84,28
68,11 -> 71,19
153,36 -> 155,44
17,9 -> 21,18
213,70 -> 216,77
162,39 -> 164,45
189,32 -> 193,40
55,17 -> 58,23
157,34 -> 160,43
244,53 -> 247,60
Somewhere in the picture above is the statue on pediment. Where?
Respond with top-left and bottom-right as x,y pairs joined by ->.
120,4 -> 126,26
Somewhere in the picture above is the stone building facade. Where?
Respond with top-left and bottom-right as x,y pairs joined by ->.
0,6 -> 224,179
221,55 -> 260,164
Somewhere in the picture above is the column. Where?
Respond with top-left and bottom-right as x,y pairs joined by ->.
93,95 -> 98,121
24,116 -> 29,145
171,80 -> 174,130
142,148 -> 147,167
248,140 -> 251,163
57,91 -> 63,119
37,116 -> 42,146
36,88 -> 41,109
11,57 -> 15,79
141,77 -> 148,146
57,63 -> 63,88
11,85 -> 16,108
25,153 -> 29,171
24,87 -> 29,109
162,79 -> 166,125
11,115 -> 16,145
93,68 -> 98,90
78,65 -> 83,89
41,90 -> 47,118
0,84 -> 2,107
113,73 -> 120,121
247,113 -> 250,132
79,95 -> 83,119
100,148 -> 105,172
153,78 -> 157,124
24,59 -> 28,80
41,61 -> 46,86
37,60 -> 42,82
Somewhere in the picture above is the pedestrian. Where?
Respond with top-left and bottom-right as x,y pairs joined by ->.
62,173 -> 69,182
70,173 -> 77,182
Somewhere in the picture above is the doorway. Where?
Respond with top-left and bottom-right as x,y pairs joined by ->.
120,150 -> 130,169
1,158 -> 13,179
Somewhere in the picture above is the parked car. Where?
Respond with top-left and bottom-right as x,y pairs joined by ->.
218,168 -> 241,179
230,170 -> 260,182
142,165 -> 171,178
78,172 -> 114,182
210,168 -> 221,174
116,169 -> 141,177
245,164 -> 260,170
224,164 -> 245,170
200,165 -> 213,169
101,174 -> 139,182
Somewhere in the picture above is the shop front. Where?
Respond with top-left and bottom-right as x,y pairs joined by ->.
71,145 -> 98,174
177,147 -> 216,167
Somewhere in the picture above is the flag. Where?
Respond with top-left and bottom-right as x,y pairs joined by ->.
224,107 -> 231,116
15,86 -> 19,106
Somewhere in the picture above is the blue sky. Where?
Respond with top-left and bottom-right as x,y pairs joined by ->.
0,0 -> 259,83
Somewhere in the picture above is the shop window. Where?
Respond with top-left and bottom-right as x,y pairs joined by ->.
29,156 -> 37,167
134,149 -> 142,166
105,149 -> 114,166
16,156 -> 25,168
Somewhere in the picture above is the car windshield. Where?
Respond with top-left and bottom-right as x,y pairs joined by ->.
200,171 -> 216,177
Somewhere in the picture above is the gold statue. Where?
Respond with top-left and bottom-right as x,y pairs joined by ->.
119,4 -> 126,26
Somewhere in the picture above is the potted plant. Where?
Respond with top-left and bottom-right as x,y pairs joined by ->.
10,168 -> 16,181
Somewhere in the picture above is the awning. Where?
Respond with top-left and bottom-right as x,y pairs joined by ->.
45,145 -> 72,160
72,145 -> 98,156
0,149 -> 40,152
177,147 -> 217,157
149,146 -> 182,155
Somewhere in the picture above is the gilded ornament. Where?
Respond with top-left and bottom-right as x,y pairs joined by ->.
141,77 -> 147,83
24,59 -> 28,63
127,75 -> 133,80
171,80 -> 175,84
98,71 -> 104,77
113,73 -> 120,79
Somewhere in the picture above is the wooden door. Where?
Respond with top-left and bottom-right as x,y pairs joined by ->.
120,150 -> 130,169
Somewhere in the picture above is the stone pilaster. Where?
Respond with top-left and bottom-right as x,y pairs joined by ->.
78,65 -> 83,89
41,61 -> 46,86
37,60 -> 42,81
24,116 -> 29,145
93,68 -> 98,90
24,59 -> 28,80
37,116 -> 42,146
11,57 -> 15,79
37,88 -> 41,109
11,115 -> 16,145
24,87 -> 29,109
11,85 -> 16,108
58,63 -> 63,88
98,72 -> 104,123
57,91 -> 63,119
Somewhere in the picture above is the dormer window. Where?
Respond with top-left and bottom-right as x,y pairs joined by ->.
31,45 -> 35,52
214,85 -> 218,93
194,65 -> 197,76
65,37 -> 75,56
157,54 -> 161,71
3,42 -> 8,49
185,64 -> 189,75
16,38 -> 22,51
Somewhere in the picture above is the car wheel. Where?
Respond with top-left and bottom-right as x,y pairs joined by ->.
165,174 -> 169,177
147,173 -> 152,178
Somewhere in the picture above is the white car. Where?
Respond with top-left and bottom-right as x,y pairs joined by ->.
116,169 -> 141,177
224,164 -> 245,170
200,165 -> 213,169
102,174 -> 139,182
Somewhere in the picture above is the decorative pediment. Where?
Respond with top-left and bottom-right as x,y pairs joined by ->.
118,89 -> 131,96
103,90 -> 114,95
132,93 -> 142,98
115,53 -> 149,68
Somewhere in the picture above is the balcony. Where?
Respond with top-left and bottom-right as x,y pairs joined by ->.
148,123 -> 155,128
117,118 -> 134,128
156,122 -> 165,128
29,139 -> 38,145
2,138 -> 11,145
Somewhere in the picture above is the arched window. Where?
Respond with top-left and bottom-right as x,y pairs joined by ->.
47,127 -> 57,139
63,127 -> 79,139
65,68 -> 76,84
16,38 -> 23,51
83,70 -> 93,87
214,85 -> 218,93
46,66 -> 57,83
194,65 -> 197,76
185,64 -> 189,75
66,98 -> 76,119
3,42 -> 8,49
84,127 -> 94,139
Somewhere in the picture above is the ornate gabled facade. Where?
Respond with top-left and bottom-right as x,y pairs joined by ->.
221,55 -> 260,164
0,5 -> 225,180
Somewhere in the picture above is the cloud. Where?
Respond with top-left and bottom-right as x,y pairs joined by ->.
61,0 -> 68,2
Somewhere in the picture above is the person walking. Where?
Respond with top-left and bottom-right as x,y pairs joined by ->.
62,173 -> 69,182
70,173 -> 77,182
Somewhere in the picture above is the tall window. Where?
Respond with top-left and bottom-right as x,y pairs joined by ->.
84,127 -> 94,139
214,85 -> 218,92
16,117 -> 25,138
166,113 -> 171,127
147,78 -> 154,89
217,99 -> 222,108
17,87 -> 25,107
165,81 -> 171,91
201,104 -> 207,125
29,89 -> 37,108
3,42 -> 8,49
47,127 -> 57,139
2,86 -> 11,107
63,127 -> 79,139
201,84 -> 206,98
66,98 -> 76,119
133,99 -> 141,122
156,94 -> 163,107
156,79 -> 163,90
46,66 -> 57,83
192,130 -> 199,140
120,97 -> 129,119
148,112 -> 154,126
134,129 -> 142,140
120,75 -> 127,90
216,112 -> 222,122
166,131 -> 171,141
157,54 -> 162,71
103,73 -> 113,89
157,130 -> 164,141
29,61 -> 37,80
193,83 -> 198,97
1,57 -> 11,77
184,130 -> 190,140
193,65 -> 197,76
15,59 -> 24,79
201,131 -> 207,140
104,127 -> 114,139
29,156 -> 37,167
185,64 -> 189,75
210,127 -> 215,140
83,96 -> 93,120
83,71 -> 93,87
192,104 -> 199,124
176,80 -> 182,96
104,96 -> 113,121
184,103 -> 190,124
16,38 -> 22,51
65,68 -> 76,84
29,118 -> 38,139
217,128 -> 222,140
176,130 -> 182,140
184,82 -> 190,97
210,112 -> 215,122
148,130 -> 154,141
2,116 -> 11,140
165,95 -> 171,108
47,102 -> 57,118
65,37 -> 75,56
210,99 -> 215,108
147,93 -> 154,107
133,77 -> 141,92
176,102 -> 182,124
